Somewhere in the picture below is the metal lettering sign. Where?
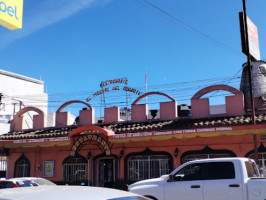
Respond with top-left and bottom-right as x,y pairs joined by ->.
69,134 -> 111,157
0,0 -> 23,30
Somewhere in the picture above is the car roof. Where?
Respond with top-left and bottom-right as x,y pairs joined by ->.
0,186 -> 149,200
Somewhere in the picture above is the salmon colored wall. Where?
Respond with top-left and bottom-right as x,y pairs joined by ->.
7,134 -> 265,183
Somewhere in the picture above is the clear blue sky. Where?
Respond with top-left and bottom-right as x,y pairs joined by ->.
0,0 -> 266,114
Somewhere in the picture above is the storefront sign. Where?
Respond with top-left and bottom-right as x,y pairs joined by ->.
111,127 -> 234,139
86,78 -> 141,102
70,134 -> 111,156
0,0 -> 23,30
12,137 -> 70,144
100,78 -> 128,88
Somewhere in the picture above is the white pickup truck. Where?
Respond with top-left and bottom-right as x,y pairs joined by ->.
128,157 -> 266,200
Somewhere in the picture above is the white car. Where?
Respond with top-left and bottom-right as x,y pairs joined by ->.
0,185 -> 151,200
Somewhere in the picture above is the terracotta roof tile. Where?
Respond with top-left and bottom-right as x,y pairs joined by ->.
1,114 -> 266,140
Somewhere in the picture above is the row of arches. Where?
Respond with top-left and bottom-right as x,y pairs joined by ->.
11,84 -> 246,131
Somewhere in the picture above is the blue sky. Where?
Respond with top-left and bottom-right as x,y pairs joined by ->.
0,0 -> 266,114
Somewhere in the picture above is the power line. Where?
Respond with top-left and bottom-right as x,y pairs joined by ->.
137,0 -> 243,57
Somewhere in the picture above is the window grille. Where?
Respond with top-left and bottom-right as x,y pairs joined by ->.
129,155 -> 170,181
15,155 -> 30,177
0,156 -> 7,171
62,156 -> 87,182
249,153 -> 266,177
0,156 -> 7,178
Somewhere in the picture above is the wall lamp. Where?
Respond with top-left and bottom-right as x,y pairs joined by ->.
174,148 -> 178,158
119,150 -> 124,159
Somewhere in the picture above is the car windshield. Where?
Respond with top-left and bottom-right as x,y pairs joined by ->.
15,180 -> 38,187
30,178 -> 56,186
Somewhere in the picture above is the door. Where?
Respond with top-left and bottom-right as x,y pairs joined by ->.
203,162 -> 244,200
164,163 -> 204,200
98,158 -> 119,187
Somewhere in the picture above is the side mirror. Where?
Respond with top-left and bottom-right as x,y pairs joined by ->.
168,174 -> 174,182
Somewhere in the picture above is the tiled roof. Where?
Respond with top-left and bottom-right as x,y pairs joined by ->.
1,114 -> 266,140
0,126 -> 77,140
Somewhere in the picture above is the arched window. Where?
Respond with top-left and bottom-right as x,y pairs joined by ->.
14,154 -> 30,177
128,155 -> 170,181
246,144 -> 266,177
181,146 -> 236,164
62,155 -> 87,183
248,153 -> 266,177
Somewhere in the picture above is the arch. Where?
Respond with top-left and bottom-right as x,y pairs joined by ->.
192,84 -> 243,100
14,154 -> 30,177
56,100 -> 93,113
132,92 -> 175,105
245,143 -> 266,157
180,146 -> 236,164
14,106 -> 44,118
63,154 -> 88,164
69,125 -> 114,138
69,126 -> 113,157
11,106 -> 46,131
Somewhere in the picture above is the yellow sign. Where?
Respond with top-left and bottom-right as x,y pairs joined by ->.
0,0 -> 23,30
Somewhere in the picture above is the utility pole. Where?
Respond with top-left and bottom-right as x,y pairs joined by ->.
242,0 -> 258,163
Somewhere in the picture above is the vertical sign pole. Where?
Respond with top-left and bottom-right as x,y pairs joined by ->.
242,0 -> 258,164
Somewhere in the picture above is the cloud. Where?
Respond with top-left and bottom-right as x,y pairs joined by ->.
0,0 -> 110,49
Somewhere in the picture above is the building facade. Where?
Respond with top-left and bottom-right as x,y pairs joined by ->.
1,62 -> 266,188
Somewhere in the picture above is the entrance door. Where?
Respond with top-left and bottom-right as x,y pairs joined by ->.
98,158 -> 119,187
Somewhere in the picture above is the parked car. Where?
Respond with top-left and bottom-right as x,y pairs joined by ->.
128,157 -> 264,200
0,185 -> 151,200
0,180 -> 19,189
0,178 -> 37,189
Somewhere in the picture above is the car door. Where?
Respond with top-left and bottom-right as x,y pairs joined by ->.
203,162 -> 244,200
164,163 -> 204,200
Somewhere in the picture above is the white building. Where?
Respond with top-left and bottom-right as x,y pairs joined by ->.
0,69 -> 48,134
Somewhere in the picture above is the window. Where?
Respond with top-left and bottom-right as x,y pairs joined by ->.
205,162 -> 235,180
245,161 -> 260,178
15,154 -> 30,177
0,154 -> 7,178
174,163 -> 204,181
129,155 -> 170,181
62,155 -> 87,182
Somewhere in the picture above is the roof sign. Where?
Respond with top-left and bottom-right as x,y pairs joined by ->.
239,12 -> 260,61
0,0 -> 23,30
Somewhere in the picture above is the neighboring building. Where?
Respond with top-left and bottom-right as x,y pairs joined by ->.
0,69 -> 48,177
1,62 -> 266,188
0,69 -> 48,134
